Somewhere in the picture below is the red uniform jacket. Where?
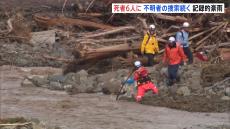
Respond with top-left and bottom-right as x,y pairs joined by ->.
163,43 -> 186,65
134,66 -> 148,81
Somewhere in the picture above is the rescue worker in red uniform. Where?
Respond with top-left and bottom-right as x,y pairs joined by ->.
133,61 -> 158,102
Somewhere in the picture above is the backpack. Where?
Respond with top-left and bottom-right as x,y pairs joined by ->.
177,31 -> 184,40
136,67 -> 151,84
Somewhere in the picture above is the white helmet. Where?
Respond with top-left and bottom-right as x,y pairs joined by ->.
168,36 -> 175,43
182,22 -> 189,28
134,61 -> 141,67
149,24 -> 155,29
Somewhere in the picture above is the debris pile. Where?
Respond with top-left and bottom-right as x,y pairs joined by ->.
22,69 -> 129,95
1,0 -> 230,113
21,62 -> 230,112
0,0 -> 229,73
0,117 -> 62,129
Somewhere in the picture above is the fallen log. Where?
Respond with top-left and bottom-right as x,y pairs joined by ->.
73,27 -> 204,64
0,122 -> 32,127
77,13 -> 103,17
161,27 -> 204,39
153,14 -> 187,22
34,14 -> 114,30
137,17 -> 148,34
206,77 -> 230,90
195,22 -> 226,50
83,26 -> 135,38
203,42 -> 230,49
75,43 -> 139,63
189,27 -> 216,41
92,35 -> 141,43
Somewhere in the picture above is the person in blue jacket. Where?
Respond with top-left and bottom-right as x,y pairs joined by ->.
176,22 -> 193,64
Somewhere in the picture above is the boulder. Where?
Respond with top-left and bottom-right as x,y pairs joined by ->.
221,96 -> 230,101
21,79 -> 35,87
188,77 -> 202,91
63,70 -> 95,94
176,86 -> 191,96
64,84 -> 74,93
63,72 -> 80,85
78,70 -> 88,77
49,81 -> 63,90
101,78 -> 121,94
204,88 -> 216,95
96,72 -> 116,83
47,74 -> 65,83
31,76 -> 49,87
225,87 -> 230,96
160,67 -> 168,77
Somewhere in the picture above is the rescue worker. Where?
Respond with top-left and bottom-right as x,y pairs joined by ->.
163,37 -> 187,86
176,22 -> 193,64
141,24 -> 159,66
133,61 -> 158,102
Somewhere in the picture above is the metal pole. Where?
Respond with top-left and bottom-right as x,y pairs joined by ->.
116,69 -> 135,100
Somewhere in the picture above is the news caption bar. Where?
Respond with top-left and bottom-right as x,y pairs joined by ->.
112,3 -> 225,13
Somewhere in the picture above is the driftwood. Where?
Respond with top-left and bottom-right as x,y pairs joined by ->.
75,35 -> 141,44
7,18 -> 13,33
34,14 -> 114,30
153,14 -> 187,22
92,35 -> 141,43
189,27 -> 216,41
85,0 -> 96,13
75,43 -> 140,64
62,0 -> 68,14
0,122 -> 32,126
0,122 -> 33,129
73,26 -> 213,64
206,77 -> 230,90
195,22 -> 227,50
77,13 -> 103,17
83,26 -> 135,38
137,17 -> 148,34
0,18 -> 13,34
203,42 -> 230,49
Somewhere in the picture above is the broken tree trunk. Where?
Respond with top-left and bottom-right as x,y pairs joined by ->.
34,14 -> 114,30
75,43 -> 140,64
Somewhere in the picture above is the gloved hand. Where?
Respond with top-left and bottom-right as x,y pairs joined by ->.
184,62 -> 187,66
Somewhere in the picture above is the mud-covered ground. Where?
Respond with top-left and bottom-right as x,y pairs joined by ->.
121,94 -> 230,112
0,65 -> 230,129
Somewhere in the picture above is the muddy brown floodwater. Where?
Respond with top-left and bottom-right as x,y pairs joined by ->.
0,66 -> 229,129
